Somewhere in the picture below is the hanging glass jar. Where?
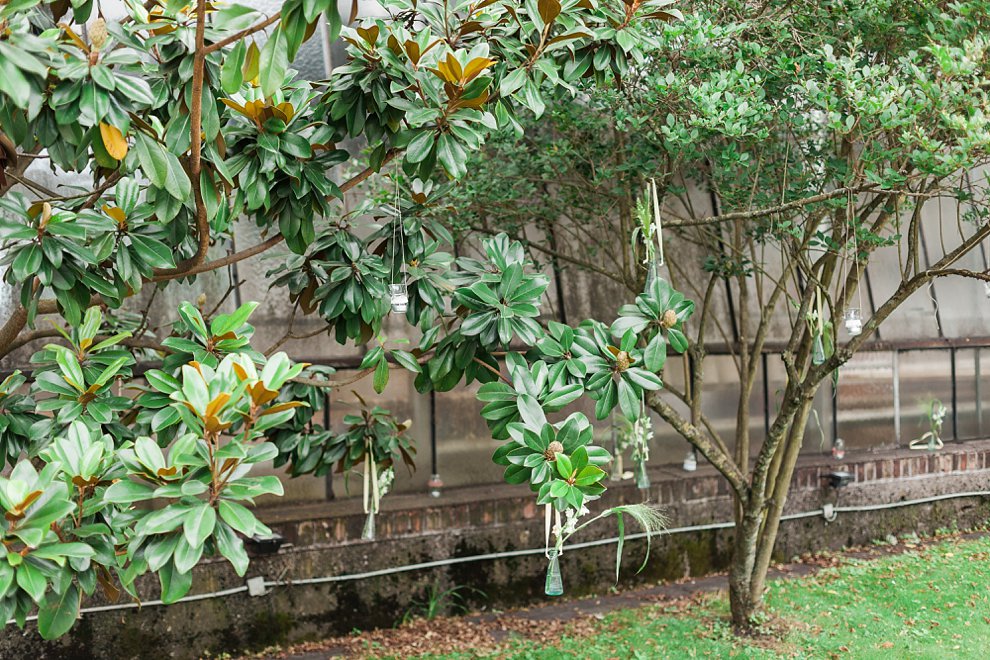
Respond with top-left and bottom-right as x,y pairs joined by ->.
843,308 -> 862,336
544,549 -> 564,596
682,449 -> 697,472
389,283 -> 409,314
427,473 -> 443,498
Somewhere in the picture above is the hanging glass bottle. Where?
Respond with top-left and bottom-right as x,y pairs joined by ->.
811,334 -> 826,365
634,458 -> 651,490
544,549 -> 564,596
361,511 -> 375,541
645,258 -> 662,288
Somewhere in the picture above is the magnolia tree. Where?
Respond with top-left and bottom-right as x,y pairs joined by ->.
0,0 -> 683,640
422,0 -> 990,628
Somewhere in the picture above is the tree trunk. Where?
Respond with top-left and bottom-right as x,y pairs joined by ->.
727,504 -> 763,630
726,394 -> 817,629
749,397 -> 816,600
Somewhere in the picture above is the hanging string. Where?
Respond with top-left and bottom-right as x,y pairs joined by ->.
650,178 -> 665,268
846,188 -> 864,314
929,194 -> 946,333
543,504 -> 564,557
363,451 -> 370,513
391,170 -> 407,286
816,285 -> 823,333
363,439 -> 379,515
929,281 -> 941,334
842,189 -> 852,307
965,171 -> 990,295
544,504 -> 552,558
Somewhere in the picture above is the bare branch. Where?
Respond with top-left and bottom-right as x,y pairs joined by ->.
645,390 -> 748,498
203,12 -> 281,54
668,184 -> 881,228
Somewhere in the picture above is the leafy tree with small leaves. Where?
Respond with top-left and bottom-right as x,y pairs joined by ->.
421,0 -> 990,628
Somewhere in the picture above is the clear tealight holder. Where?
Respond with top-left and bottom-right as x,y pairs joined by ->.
389,283 -> 408,314
832,437 -> 846,460
843,308 -> 863,336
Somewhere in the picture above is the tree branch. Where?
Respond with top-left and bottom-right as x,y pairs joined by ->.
645,390 -> 748,498
152,153 -> 396,282
667,184 -> 880,228
203,12 -> 281,54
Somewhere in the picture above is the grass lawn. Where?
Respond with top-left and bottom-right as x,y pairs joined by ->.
407,533 -> 990,659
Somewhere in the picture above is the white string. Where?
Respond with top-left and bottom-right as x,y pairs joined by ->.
363,453 -> 370,514
391,170 -> 407,286
842,189 -> 852,310
650,178 -> 665,268
363,439 -> 379,515
929,280 -> 941,333
849,189 -> 864,313
370,454 -> 379,513
544,504 -> 552,558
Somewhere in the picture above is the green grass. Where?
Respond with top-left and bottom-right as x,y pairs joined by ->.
414,534 -> 990,659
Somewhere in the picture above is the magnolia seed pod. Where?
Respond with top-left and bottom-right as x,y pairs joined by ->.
615,350 -> 632,371
544,441 -> 565,461
89,18 -> 108,50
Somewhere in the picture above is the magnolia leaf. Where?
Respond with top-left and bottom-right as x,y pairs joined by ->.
538,0 -> 561,25
221,39 -> 246,94
37,583 -> 80,640
259,26 -> 289,98
99,122 -> 127,160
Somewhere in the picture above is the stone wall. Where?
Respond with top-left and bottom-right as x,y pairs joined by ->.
4,441 -> 990,659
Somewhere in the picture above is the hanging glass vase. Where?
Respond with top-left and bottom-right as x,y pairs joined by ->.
544,549 -> 563,596
427,473 -> 443,498
645,258 -> 663,288
389,283 -> 409,314
361,511 -> 375,541
843,308 -> 863,336
634,458 -> 651,490
811,334 -> 826,365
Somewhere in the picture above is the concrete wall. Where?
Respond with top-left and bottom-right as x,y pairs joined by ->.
3,441 -> 990,659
